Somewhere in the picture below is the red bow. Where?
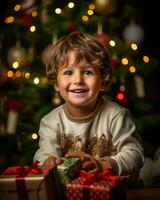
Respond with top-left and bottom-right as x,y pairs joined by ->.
80,168 -> 120,185
3,161 -> 42,176
2,161 -> 44,200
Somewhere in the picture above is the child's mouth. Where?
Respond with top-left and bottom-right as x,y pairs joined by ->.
70,89 -> 88,93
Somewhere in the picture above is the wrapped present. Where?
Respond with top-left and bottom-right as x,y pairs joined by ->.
57,157 -> 81,186
0,161 -> 60,200
67,169 -> 127,200
57,157 -> 82,200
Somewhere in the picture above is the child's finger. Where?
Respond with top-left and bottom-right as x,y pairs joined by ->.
43,156 -> 56,166
65,151 -> 90,162
88,167 -> 99,174
89,157 -> 102,173
82,160 -> 94,171
55,157 -> 63,165
65,151 -> 82,157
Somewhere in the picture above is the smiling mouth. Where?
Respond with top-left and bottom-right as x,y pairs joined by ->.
70,89 -> 88,93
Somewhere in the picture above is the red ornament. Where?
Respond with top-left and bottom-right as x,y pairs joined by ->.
20,0 -> 39,27
111,55 -> 120,69
116,91 -> 128,105
96,33 -> 110,47
6,100 -> 24,111
69,21 -> 78,32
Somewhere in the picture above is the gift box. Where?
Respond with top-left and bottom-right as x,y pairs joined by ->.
57,157 -> 82,200
0,162 -> 60,200
57,157 -> 82,186
66,169 -> 127,200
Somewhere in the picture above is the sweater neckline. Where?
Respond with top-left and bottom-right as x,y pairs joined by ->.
63,98 -> 104,123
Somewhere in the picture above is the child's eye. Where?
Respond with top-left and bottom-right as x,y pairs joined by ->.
84,70 -> 94,75
63,70 -> 72,76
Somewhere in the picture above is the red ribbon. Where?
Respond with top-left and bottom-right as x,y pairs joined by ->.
80,168 -> 120,185
79,169 -> 121,199
3,161 -> 45,200
3,161 -> 42,176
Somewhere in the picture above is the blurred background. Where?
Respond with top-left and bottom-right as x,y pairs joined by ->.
0,0 -> 160,188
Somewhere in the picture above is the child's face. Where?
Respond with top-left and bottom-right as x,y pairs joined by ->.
54,51 -> 105,110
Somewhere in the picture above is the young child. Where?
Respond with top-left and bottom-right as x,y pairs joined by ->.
34,31 -> 144,176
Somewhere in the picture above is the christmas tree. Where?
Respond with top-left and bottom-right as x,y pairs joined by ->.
0,0 -> 160,175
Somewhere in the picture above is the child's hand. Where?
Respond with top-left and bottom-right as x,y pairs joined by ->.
43,156 -> 62,167
65,151 -> 102,173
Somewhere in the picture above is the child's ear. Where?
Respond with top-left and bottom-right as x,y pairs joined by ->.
100,81 -> 107,92
100,86 -> 106,92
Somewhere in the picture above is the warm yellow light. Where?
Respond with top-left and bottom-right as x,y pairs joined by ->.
7,70 -> 14,78
87,10 -> 94,15
143,55 -> 149,63
34,77 -> 39,84
14,4 -> 21,11
12,61 -> 19,69
68,2 -> 74,8
5,16 -> 14,24
121,58 -> 128,65
32,133 -> 38,140
55,8 -> 62,14
131,43 -> 138,50
15,71 -> 21,78
89,4 -> 95,10
129,66 -> 136,73
82,15 -> 89,22
30,26 -> 36,32
109,40 -> 116,47
32,11 -> 38,17
24,72 -> 31,79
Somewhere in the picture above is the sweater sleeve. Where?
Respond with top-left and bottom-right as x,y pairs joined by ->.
33,117 -> 61,165
109,109 -> 144,176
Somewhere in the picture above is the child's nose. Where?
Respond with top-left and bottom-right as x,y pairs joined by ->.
73,73 -> 84,84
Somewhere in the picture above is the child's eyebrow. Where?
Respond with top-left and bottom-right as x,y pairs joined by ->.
66,63 -> 98,68
60,65 -> 72,70
66,65 -> 73,68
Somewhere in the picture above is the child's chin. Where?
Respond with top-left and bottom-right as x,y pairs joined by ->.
70,99 -> 88,107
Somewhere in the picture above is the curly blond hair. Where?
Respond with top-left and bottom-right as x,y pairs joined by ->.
45,31 -> 113,87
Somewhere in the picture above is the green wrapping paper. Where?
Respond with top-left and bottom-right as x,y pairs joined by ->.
57,157 -> 82,186
56,157 -> 82,199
